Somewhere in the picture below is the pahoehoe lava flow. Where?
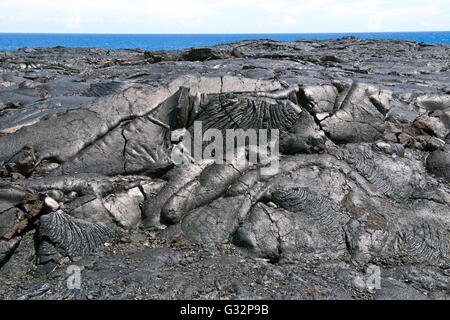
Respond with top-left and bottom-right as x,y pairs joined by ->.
0,38 -> 449,300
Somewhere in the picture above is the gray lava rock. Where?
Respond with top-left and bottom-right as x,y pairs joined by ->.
426,145 -> 450,181
0,38 -> 449,300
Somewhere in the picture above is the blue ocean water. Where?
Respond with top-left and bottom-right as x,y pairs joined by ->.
0,32 -> 449,51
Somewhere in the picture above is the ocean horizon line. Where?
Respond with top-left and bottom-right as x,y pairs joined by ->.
1,30 -> 449,35
1,31 -> 449,51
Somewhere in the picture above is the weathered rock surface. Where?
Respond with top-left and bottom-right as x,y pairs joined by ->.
0,38 -> 449,300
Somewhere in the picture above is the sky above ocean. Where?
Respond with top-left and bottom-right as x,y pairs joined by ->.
0,1 -> 449,34
1,1 -> 449,51
0,32 -> 449,51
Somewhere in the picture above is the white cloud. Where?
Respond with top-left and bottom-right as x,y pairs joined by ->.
283,16 -> 296,26
66,8 -> 81,30
0,0 -> 448,33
